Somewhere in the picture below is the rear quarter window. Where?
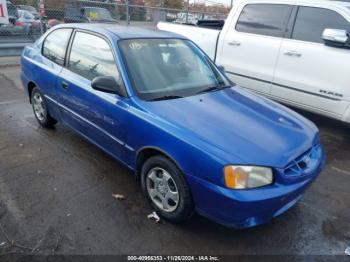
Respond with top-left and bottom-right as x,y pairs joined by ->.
42,29 -> 72,66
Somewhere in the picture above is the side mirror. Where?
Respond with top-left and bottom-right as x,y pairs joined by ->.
322,28 -> 349,48
91,76 -> 126,96
9,17 -> 16,25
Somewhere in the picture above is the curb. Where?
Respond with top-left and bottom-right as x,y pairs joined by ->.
0,62 -> 20,68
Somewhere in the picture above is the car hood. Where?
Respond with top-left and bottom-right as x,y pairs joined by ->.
138,87 -> 318,168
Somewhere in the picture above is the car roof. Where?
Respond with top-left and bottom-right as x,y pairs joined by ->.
56,23 -> 186,40
237,0 -> 350,8
331,0 -> 350,8
300,0 -> 350,7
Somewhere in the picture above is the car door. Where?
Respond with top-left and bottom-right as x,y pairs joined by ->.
56,30 -> 129,161
217,3 -> 293,94
271,5 -> 350,118
37,28 -> 73,121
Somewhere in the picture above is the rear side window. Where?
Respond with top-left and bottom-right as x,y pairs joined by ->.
42,29 -> 72,66
236,4 -> 293,37
67,32 -> 121,82
292,7 -> 350,43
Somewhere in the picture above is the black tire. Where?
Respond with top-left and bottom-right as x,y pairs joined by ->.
141,155 -> 194,223
31,87 -> 57,128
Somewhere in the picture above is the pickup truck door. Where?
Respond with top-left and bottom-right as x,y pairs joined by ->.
271,6 -> 350,118
217,3 -> 293,95
56,31 -> 129,161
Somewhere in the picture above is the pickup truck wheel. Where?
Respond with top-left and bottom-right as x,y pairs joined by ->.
141,155 -> 194,223
31,87 -> 57,128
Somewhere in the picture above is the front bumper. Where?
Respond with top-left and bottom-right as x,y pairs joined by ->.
186,146 -> 326,228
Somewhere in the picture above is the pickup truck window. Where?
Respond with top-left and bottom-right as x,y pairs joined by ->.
236,4 -> 293,38
68,31 -> 121,83
119,39 -> 230,101
42,29 -> 72,66
292,7 -> 350,44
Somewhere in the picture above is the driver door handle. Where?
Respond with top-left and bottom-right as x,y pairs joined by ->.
284,50 -> 302,57
228,41 -> 241,46
61,81 -> 69,90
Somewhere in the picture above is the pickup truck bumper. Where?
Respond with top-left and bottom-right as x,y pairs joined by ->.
186,147 -> 325,229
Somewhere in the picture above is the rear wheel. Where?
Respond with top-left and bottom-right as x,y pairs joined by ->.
31,87 -> 57,128
141,155 -> 194,223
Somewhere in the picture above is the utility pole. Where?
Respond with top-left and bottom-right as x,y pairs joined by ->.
230,0 -> 234,9
186,0 -> 189,24
126,0 -> 130,25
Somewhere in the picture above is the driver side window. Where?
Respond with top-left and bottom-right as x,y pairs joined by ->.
292,7 -> 350,43
68,31 -> 122,83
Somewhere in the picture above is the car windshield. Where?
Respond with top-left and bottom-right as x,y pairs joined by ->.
19,10 -> 34,19
119,39 -> 231,101
84,8 -> 113,20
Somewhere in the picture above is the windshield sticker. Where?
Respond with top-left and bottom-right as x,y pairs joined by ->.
129,42 -> 142,50
89,12 -> 99,19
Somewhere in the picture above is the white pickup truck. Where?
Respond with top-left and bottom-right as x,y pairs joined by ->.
158,0 -> 350,124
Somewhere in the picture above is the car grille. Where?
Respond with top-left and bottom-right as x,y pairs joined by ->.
284,144 -> 322,177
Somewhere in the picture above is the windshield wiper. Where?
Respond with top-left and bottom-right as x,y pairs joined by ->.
196,85 -> 230,95
197,86 -> 220,94
148,95 -> 184,101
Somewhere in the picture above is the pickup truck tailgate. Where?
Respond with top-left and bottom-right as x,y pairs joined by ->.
157,22 -> 220,61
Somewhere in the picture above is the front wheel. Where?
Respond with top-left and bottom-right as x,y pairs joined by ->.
141,155 -> 194,223
31,87 -> 57,128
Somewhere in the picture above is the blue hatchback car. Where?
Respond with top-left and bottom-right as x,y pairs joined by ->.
20,24 -> 325,228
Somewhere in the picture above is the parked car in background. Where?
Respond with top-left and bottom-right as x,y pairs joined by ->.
0,1 -> 30,36
1,1 -> 18,25
21,24 -> 325,228
17,10 -> 41,34
6,1 -> 18,20
175,12 -> 198,25
64,6 -> 117,23
166,13 -> 177,22
64,6 -> 86,23
83,7 -> 116,23
16,5 -> 39,19
158,0 -> 350,124
0,2 -> 16,35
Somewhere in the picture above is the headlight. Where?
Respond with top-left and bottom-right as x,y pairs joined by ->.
224,166 -> 273,189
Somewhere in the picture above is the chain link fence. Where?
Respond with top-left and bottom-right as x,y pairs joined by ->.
0,0 -> 229,47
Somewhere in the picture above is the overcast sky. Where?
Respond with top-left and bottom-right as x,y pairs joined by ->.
212,0 -> 233,5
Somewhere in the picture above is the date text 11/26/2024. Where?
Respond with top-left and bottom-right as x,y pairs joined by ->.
127,256 -> 219,261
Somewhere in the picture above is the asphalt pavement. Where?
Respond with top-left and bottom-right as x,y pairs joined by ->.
0,64 -> 349,257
